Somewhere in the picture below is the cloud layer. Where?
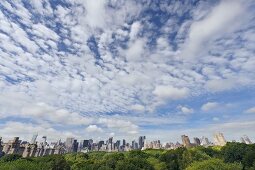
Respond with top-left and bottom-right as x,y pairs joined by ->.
0,0 -> 255,142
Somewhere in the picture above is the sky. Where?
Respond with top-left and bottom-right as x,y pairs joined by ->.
0,0 -> 255,143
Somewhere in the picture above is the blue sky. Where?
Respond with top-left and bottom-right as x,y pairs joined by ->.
0,0 -> 255,143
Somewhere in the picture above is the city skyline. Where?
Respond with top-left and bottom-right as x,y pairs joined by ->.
0,132 -> 253,157
0,0 -> 255,142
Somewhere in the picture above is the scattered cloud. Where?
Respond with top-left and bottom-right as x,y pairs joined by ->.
86,125 -> 103,133
153,85 -> 190,100
244,107 -> 255,114
178,105 -> 194,115
201,102 -> 219,112
0,0 -> 254,141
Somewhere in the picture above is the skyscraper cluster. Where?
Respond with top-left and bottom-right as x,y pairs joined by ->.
0,133 -> 253,158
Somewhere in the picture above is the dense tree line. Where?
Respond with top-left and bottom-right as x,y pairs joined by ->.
0,142 -> 255,170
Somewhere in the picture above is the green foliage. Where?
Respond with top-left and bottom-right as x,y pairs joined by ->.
243,145 -> 255,168
65,152 -> 89,165
181,148 -> 211,168
159,147 -> 186,170
186,158 -> 242,170
0,154 -> 22,162
127,150 -> 150,159
103,152 -> 125,169
147,157 -> 167,170
0,159 -> 50,170
220,143 -> 255,169
116,158 -> 154,170
195,146 -> 220,157
1,143 -> 255,170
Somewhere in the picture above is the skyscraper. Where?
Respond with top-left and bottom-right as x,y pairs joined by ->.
30,134 -> 38,144
123,139 -> 126,146
201,136 -> 210,146
193,137 -> 201,146
213,132 -> 226,146
138,136 -> 146,149
243,135 -> 252,144
107,137 -> 113,151
42,136 -> 47,146
181,135 -> 191,148
98,141 -> 104,150
65,138 -> 75,153
73,140 -> 79,152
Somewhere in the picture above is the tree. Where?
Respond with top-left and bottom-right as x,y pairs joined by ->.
115,158 -> 154,170
127,150 -> 150,159
186,158 -> 242,170
0,154 -> 22,162
243,147 -> 255,168
147,157 -> 167,170
0,159 -> 49,170
181,148 -> 211,169
159,147 -> 186,170
103,152 -> 125,169
221,142 -> 248,163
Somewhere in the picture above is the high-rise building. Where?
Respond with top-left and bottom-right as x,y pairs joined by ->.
240,137 -> 246,143
138,136 -> 146,149
30,134 -> 38,144
201,136 -> 210,146
107,137 -> 113,151
88,139 -> 93,150
73,140 -> 79,152
80,140 -> 89,150
123,139 -> 126,146
181,135 -> 191,148
0,137 -> 3,157
214,132 -> 226,146
42,136 -> 47,146
98,141 -> 104,150
132,140 -> 138,149
65,138 -> 75,153
116,140 -> 121,151
193,137 -> 201,146
243,135 -> 252,144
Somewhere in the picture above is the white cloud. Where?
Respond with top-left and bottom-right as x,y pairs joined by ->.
125,38 -> 146,62
181,0 -> 247,59
153,85 -> 189,100
129,21 -> 141,40
130,104 -> 145,112
178,105 -> 194,114
20,103 -> 93,126
244,107 -> 255,114
0,0 -> 255,140
82,0 -> 107,29
201,102 -> 219,112
86,125 -> 103,133
0,121 -> 82,141
98,118 -> 138,134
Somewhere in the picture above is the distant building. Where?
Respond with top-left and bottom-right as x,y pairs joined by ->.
65,138 -> 78,153
42,136 -> 47,146
193,137 -> 201,146
107,137 -> 113,151
138,136 -> 146,149
123,139 -> 126,146
30,134 -> 38,144
115,140 -> 121,151
0,137 -> 3,157
241,135 -> 252,144
214,132 -> 226,146
98,141 -> 104,150
201,136 -> 210,146
181,135 -> 191,148
132,140 -> 138,149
